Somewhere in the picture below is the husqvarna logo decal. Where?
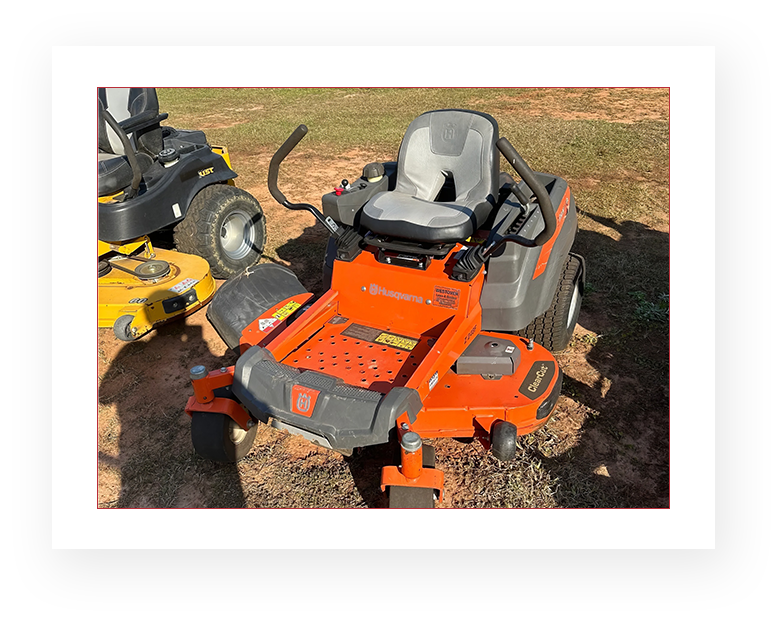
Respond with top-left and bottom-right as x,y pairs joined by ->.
291,385 -> 319,417
366,283 -> 423,304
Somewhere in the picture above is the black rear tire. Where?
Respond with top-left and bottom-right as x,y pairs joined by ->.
519,254 -> 583,352
174,184 -> 266,279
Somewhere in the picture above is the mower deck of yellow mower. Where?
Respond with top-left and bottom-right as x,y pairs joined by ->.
99,237 -> 216,341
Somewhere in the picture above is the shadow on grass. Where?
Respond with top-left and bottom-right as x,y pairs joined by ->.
99,318 -> 247,508
525,211 -> 670,508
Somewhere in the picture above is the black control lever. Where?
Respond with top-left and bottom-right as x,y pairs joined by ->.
451,138 -> 561,282
268,125 -> 341,236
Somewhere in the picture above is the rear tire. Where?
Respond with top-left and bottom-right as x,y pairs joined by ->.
191,411 -> 258,463
174,184 -> 266,279
519,254 -> 583,352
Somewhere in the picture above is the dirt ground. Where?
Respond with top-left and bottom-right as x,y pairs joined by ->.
98,88 -> 669,508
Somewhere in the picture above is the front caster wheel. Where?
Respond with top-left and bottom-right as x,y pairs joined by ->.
191,411 -> 258,463
387,443 -> 437,508
388,486 -> 436,509
112,314 -> 135,342
491,420 -> 518,462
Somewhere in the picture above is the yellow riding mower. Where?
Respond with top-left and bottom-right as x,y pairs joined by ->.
98,88 -> 266,340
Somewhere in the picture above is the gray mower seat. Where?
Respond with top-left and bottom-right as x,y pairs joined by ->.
97,87 -> 161,196
360,109 -> 499,244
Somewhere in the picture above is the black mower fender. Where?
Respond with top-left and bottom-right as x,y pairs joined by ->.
232,346 -> 422,451
207,263 -> 311,351
98,147 -> 237,242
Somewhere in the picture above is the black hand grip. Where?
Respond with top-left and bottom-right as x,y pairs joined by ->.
266,124 -> 341,236
497,137 -> 557,246
268,124 -> 308,206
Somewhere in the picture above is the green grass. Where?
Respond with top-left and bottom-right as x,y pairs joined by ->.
159,88 -> 669,181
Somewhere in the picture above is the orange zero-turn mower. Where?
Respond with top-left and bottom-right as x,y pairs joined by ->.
184,110 -> 585,507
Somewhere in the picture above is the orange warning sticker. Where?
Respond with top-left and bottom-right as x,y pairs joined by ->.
433,286 -> 460,310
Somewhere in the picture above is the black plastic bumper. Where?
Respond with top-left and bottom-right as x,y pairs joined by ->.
232,346 -> 422,450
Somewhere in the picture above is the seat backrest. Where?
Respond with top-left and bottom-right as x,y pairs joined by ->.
98,87 -> 162,157
395,110 -> 499,209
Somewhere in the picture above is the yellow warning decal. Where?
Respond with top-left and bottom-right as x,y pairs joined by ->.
341,323 -> 419,352
374,333 -> 419,351
272,300 -> 302,321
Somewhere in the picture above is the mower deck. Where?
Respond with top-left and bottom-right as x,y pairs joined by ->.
217,246 -> 561,453
277,316 -> 560,438
99,245 -> 215,339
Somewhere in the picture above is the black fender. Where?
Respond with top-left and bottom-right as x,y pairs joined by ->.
98,147 -> 237,242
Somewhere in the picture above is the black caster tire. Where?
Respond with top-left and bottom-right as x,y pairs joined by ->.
191,411 -> 258,463
387,443 -> 437,508
388,486 -> 436,509
491,420 -> 518,462
112,314 -> 136,342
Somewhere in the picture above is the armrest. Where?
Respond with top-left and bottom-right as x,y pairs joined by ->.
118,111 -> 169,134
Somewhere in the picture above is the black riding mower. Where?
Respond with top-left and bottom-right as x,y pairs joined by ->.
184,109 -> 585,507
98,88 -> 266,340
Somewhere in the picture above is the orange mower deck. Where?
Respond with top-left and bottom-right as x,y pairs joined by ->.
186,242 -> 561,501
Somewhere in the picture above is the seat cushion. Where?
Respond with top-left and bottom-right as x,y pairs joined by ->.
359,110 -> 499,244
98,150 -> 154,197
98,152 -> 133,196
361,192 -> 477,243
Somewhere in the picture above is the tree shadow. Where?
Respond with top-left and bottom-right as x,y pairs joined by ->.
275,221 -> 331,295
98,314 -> 247,508
530,211 -> 671,508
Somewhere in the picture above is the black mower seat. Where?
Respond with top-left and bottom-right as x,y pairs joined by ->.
97,87 -> 162,196
360,109 -> 499,244
98,152 -> 134,196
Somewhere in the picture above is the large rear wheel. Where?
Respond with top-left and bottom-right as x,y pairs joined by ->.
174,185 -> 266,279
519,254 -> 583,352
